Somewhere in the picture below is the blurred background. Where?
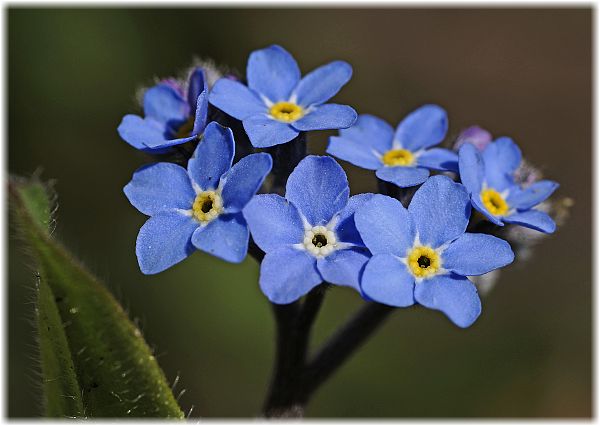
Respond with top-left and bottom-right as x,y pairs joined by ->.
8,8 -> 591,418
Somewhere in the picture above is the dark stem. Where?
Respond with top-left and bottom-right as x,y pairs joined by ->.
267,132 -> 307,195
377,178 -> 416,207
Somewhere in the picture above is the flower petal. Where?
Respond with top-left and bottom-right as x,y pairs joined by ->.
259,247 -> 322,304
338,114 -> 394,152
316,248 -> 370,292
408,175 -> 470,247
442,233 -> 514,276
143,83 -> 189,124
375,166 -> 430,188
291,104 -> 357,131
482,137 -> 521,190
360,254 -> 415,307
458,143 -> 484,194
209,78 -> 266,120
124,163 -> 195,216
187,122 -> 234,190
191,213 -> 249,263
221,153 -> 273,213
285,155 -> 349,225
354,194 -> 415,256
394,104 -> 448,151
503,210 -> 556,233
327,135 -> 382,170
118,114 -> 169,151
191,91 -> 209,136
416,148 -> 459,172
293,61 -> 353,106
243,114 -> 299,148
506,180 -> 559,210
135,211 -> 198,274
187,67 -> 207,112
332,193 -> 375,246
243,194 -> 305,253
247,45 -> 300,103
414,273 -> 481,328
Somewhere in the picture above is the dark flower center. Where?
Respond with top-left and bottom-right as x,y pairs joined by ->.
201,199 -> 213,213
312,234 -> 328,248
417,255 -> 431,269
174,116 -> 195,139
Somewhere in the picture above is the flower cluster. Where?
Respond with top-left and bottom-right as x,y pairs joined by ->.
119,45 -> 562,328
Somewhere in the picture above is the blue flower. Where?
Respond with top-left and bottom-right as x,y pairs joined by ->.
327,105 -> 458,188
355,175 -> 514,328
458,138 -> 558,233
243,155 -> 372,304
209,45 -> 357,148
118,67 -> 209,152
124,122 -> 272,273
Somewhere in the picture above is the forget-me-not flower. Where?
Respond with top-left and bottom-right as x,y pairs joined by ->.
327,105 -> 457,188
458,138 -> 558,233
356,175 -> 514,328
243,155 -> 372,304
209,45 -> 357,148
118,67 -> 209,152
124,122 -> 272,273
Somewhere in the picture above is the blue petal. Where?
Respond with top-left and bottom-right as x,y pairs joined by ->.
327,135 -> 382,170
118,114 -> 169,151
503,210 -> 556,233
394,104 -> 448,151
209,78 -> 266,120
414,273 -> 481,328
316,248 -> 370,292
442,233 -> 514,276
243,194 -> 305,253
124,163 -> 195,216
332,193 -> 375,246
243,114 -> 299,148
507,180 -> 559,210
187,122 -> 234,190
191,91 -> 209,136
285,155 -> 349,225
471,195 -> 504,226
143,84 -> 189,124
417,148 -> 459,172
375,166 -> 430,188
293,61 -> 353,106
408,175 -> 470,247
482,137 -> 521,190
291,104 -> 357,131
136,211 -> 198,274
458,143 -> 484,194
338,114 -> 394,153
354,194 -> 415,256
360,254 -> 415,307
247,45 -> 300,102
143,134 -> 198,150
259,247 -> 322,304
191,213 -> 249,263
187,67 -> 207,112
221,153 -> 273,213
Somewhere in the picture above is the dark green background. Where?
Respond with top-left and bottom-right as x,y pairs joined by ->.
8,8 -> 591,417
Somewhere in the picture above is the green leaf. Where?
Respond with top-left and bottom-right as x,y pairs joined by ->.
10,176 -> 185,418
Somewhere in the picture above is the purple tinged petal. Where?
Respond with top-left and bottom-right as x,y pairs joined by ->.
243,114 -> 299,148
458,143 -> 484,194
506,180 -> 559,210
503,210 -> 556,233
285,155 -> 349,226
124,163 -> 195,216
408,175 -> 470,247
221,153 -> 273,213
209,78 -> 266,120
414,274 -> 481,328
416,148 -> 459,172
360,254 -> 415,307
394,104 -> 448,151
316,248 -> 370,292
187,122 -> 234,190
375,166 -> 430,188
291,104 -> 357,131
143,84 -> 189,124
293,60 -> 353,106
442,233 -> 514,276
247,45 -> 300,102
191,213 -> 249,263
243,194 -> 305,253
354,194 -> 415,256
454,125 -> 493,151
135,211 -> 198,274
259,247 -> 322,304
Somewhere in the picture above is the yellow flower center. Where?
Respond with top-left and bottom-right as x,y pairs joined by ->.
192,191 -> 223,223
407,246 -> 441,278
269,101 -> 305,123
382,149 -> 414,167
480,188 -> 509,216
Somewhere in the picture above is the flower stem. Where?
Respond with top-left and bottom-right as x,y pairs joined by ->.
267,132 -> 307,194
